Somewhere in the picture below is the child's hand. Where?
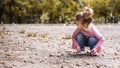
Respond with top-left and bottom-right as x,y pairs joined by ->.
91,48 -> 98,55
91,48 -> 97,53
76,45 -> 80,51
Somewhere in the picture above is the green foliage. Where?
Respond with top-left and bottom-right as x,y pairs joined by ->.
0,0 -> 82,24
27,32 -> 37,37
0,27 -> 6,36
83,0 -> 120,23
19,29 -> 25,34
0,0 -> 120,24
113,0 -> 120,16
62,34 -> 71,39
39,33 -> 48,38
0,31 -> 3,36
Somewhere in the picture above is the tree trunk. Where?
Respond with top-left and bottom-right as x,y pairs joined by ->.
9,12 -> 13,24
49,13 -> 53,23
0,5 -> 4,23
18,16 -> 22,24
61,14 -> 65,23
104,16 -> 107,24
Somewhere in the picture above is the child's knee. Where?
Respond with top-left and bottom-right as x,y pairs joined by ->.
76,33 -> 85,40
89,36 -> 98,43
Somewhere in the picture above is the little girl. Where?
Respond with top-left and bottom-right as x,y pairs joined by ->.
72,7 -> 104,56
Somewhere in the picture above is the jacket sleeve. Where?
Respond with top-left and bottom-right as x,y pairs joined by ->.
72,28 -> 80,49
92,26 -> 104,53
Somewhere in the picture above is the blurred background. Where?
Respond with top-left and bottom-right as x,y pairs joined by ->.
0,0 -> 120,24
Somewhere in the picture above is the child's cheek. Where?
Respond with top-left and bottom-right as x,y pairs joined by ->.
78,25 -> 81,29
76,25 -> 79,28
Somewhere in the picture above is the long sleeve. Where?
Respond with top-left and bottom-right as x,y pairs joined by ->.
72,28 -> 80,49
92,26 -> 104,53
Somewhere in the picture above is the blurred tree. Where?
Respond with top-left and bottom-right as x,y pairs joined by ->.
112,0 -> 120,16
4,0 -> 23,23
42,0 -> 61,23
0,0 -> 119,24
83,0 -> 111,23
59,0 -> 82,23
0,0 -> 4,23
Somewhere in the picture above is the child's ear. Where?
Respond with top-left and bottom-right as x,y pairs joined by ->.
84,23 -> 89,28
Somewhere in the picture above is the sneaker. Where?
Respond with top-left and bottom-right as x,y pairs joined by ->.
76,51 -> 86,55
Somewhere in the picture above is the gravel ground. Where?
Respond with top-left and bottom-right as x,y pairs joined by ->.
0,24 -> 120,68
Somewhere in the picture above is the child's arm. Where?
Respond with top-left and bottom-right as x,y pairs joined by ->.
76,45 -> 80,51
72,28 -> 80,49
92,25 -> 104,53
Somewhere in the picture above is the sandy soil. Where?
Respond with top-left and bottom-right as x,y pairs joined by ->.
0,24 -> 120,68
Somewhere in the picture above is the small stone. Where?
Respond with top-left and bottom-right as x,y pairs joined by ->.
61,53 -> 65,56
5,53 -> 11,56
117,50 -> 120,52
76,63 -> 80,66
86,62 -> 90,65
114,52 -> 118,56
23,60 -> 27,63
63,60 -> 70,63
0,61 -> 4,64
12,64 -> 15,66
45,57 -> 48,59
28,61 -> 35,64
35,54 -> 38,55
49,54 -> 54,57
96,64 -> 101,68
4,65 -> 13,68
102,54 -> 104,57
61,65 -> 64,68
39,59 -> 44,63
116,56 -> 119,59
104,65 -> 107,67
56,54 -> 61,57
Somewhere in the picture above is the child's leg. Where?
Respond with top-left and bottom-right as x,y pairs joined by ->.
76,33 -> 87,51
88,36 -> 98,50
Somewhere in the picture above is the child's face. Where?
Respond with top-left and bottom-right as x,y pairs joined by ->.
76,19 -> 88,29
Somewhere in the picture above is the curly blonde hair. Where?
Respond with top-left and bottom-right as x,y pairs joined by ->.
75,7 -> 94,24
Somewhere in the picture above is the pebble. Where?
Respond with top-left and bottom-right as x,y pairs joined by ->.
1,24 -> 120,68
96,64 -> 101,68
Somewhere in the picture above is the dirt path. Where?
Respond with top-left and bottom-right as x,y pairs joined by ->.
0,24 -> 120,68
